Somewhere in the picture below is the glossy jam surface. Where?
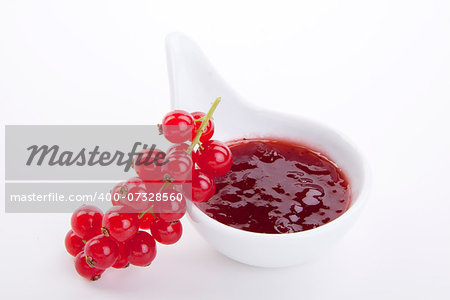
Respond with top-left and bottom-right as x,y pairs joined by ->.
196,138 -> 351,234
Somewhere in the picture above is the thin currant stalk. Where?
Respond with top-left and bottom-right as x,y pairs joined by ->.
139,205 -> 156,219
187,97 -> 221,154
138,179 -> 172,218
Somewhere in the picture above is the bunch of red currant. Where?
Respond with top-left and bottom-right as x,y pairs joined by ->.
65,97 -> 233,281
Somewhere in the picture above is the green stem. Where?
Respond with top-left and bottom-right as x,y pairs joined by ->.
158,180 -> 171,193
139,205 -> 157,219
187,97 -> 221,154
138,180 -> 172,218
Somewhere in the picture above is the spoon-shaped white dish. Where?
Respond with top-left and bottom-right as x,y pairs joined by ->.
166,33 -> 370,267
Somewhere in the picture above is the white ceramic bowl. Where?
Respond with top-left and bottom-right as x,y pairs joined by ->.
166,33 -> 370,267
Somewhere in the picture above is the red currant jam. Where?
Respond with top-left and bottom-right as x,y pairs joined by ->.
195,138 -> 351,234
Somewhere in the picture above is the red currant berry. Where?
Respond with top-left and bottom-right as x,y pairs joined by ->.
102,206 -> 140,242
161,110 -> 194,143
150,219 -> 183,245
194,140 -> 232,177
133,148 -> 166,182
84,235 -> 119,269
74,251 -> 105,281
161,151 -> 193,182
166,143 -> 189,156
184,169 -> 216,203
111,177 -> 151,212
127,231 -> 157,267
112,242 -> 130,269
191,111 -> 215,142
65,229 -> 85,257
139,213 -> 155,230
144,180 -> 166,197
111,181 -> 127,206
153,188 -> 186,222
71,205 -> 103,240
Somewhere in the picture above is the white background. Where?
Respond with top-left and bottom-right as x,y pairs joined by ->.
1,1 -> 449,299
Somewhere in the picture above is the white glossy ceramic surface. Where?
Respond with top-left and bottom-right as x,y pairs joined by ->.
166,33 -> 370,268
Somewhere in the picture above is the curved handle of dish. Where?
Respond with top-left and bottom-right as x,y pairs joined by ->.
165,33 -> 250,120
